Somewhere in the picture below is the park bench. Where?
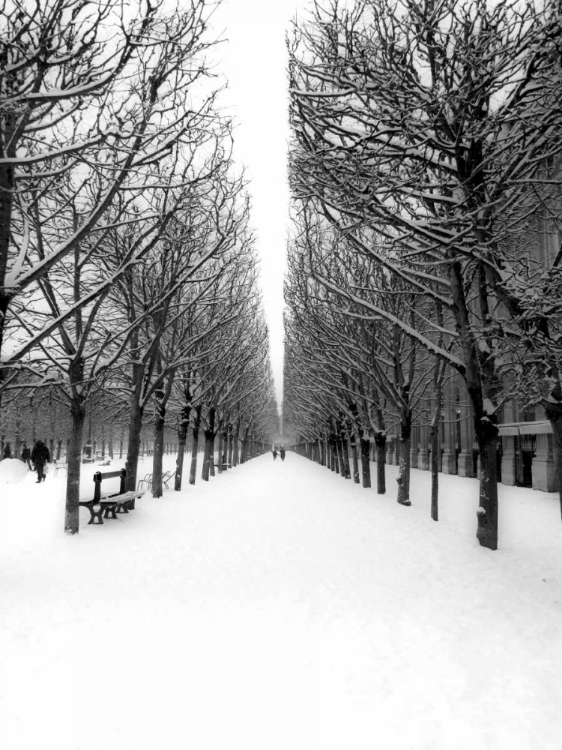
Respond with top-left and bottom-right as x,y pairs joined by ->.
136,470 -> 175,491
79,468 -> 144,525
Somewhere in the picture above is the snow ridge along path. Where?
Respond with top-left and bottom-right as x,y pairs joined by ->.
1,453 -> 561,750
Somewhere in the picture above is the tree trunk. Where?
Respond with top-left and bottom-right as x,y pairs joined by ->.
360,436 -> 371,488
228,426 -> 234,468
333,438 -> 339,471
449,259 -> 499,548
351,436 -> 360,483
189,404 -> 202,485
475,417 -> 499,550
374,431 -> 386,495
152,398 -> 165,498
65,398 -> 85,535
14,418 -> 21,459
240,431 -> 248,463
175,402 -> 191,492
218,425 -> 228,471
217,426 -> 224,473
202,407 -> 215,481
340,436 -> 351,478
430,397 -> 442,522
397,413 -> 412,506
210,432 -> 216,476
125,399 -> 144,492
233,424 -> 240,466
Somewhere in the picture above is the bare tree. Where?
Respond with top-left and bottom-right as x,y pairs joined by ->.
1,0 -> 222,387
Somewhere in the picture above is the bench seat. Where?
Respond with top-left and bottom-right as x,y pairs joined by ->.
79,490 -> 144,525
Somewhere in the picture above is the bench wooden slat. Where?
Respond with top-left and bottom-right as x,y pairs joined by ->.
99,491 -> 143,501
95,470 -> 123,480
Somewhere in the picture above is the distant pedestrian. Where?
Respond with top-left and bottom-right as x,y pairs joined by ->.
280,447 -> 286,461
272,449 -> 278,460
20,442 -> 32,470
31,440 -> 50,483
3,442 -> 12,459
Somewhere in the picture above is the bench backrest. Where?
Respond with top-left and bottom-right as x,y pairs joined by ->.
93,469 -> 126,501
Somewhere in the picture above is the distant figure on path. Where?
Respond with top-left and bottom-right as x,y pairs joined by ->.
3,442 -> 12,459
280,447 -> 286,461
20,442 -> 32,469
31,440 -> 50,483
272,449 -> 278,460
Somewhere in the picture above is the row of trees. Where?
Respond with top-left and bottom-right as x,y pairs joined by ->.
285,0 -> 562,550
0,0 -> 278,533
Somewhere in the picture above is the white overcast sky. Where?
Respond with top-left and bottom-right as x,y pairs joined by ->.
210,0 -> 309,405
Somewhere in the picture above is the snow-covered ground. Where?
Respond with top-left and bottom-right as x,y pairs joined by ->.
1,453 -> 561,750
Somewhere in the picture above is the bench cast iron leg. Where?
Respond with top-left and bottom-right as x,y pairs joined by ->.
89,504 -> 104,525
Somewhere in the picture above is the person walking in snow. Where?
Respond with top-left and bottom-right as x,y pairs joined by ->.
280,447 -> 285,461
20,442 -> 32,470
272,449 -> 278,460
3,442 -> 12,459
31,440 -> 50,483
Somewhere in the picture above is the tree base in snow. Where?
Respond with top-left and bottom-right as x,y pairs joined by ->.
476,508 -> 498,551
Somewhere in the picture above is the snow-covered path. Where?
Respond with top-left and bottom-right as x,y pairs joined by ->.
1,453 -> 561,750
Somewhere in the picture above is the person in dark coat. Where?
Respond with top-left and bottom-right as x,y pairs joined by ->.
31,440 -> 50,482
20,442 -> 32,470
3,442 -> 12,459
280,447 -> 286,461
272,449 -> 278,460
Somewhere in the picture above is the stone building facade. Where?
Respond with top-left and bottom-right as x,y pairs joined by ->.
380,395 -> 556,493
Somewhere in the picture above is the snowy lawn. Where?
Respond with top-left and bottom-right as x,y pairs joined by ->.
1,453 -> 561,750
